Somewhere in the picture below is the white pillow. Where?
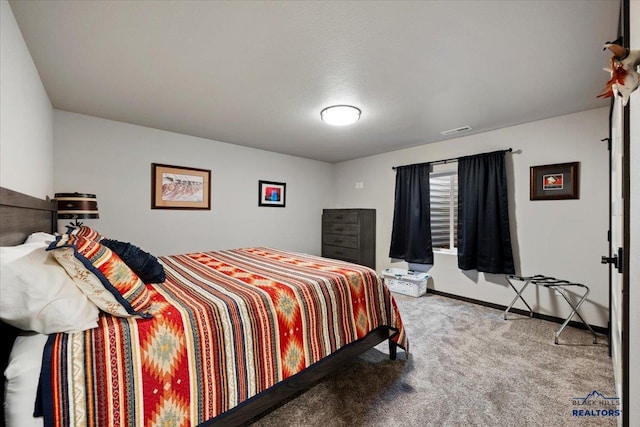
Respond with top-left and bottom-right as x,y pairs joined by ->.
0,245 -> 100,334
23,232 -> 57,244
4,333 -> 49,427
0,240 -> 46,263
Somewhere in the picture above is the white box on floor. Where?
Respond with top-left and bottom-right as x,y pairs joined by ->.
381,268 -> 429,297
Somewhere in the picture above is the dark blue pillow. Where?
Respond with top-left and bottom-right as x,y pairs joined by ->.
100,239 -> 166,284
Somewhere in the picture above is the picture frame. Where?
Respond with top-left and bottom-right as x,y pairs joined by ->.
530,162 -> 579,201
258,180 -> 286,207
151,163 -> 211,210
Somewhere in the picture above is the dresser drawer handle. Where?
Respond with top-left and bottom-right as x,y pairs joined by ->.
334,239 -> 343,244
335,251 -> 344,255
335,228 -> 344,232
335,215 -> 344,220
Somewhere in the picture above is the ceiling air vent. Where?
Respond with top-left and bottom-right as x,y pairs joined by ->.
440,126 -> 472,136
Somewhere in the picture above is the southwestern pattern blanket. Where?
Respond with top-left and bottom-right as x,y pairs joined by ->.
37,247 -> 408,426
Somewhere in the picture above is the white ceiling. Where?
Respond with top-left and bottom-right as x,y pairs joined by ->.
9,0 -> 620,163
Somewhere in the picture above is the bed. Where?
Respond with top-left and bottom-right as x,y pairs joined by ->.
0,186 -> 408,427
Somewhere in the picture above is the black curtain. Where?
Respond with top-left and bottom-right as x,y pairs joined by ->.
457,151 -> 515,274
389,163 -> 433,264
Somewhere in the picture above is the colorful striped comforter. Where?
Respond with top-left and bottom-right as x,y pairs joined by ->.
38,247 -> 407,426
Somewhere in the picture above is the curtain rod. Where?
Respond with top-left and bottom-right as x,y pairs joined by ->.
391,148 -> 513,170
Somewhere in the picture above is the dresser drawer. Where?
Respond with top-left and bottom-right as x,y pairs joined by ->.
322,245 -> 358,262
323,233 -> 358,248
323,223 -> 358,236
322,210 -> 359,224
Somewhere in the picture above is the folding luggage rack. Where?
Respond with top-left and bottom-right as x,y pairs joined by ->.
504,274 -> 598,344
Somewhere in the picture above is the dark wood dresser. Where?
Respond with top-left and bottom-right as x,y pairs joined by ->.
321,209 -> 376,269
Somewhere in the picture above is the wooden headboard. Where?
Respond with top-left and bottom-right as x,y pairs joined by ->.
0,187 -> 57,245
0,186 -> 56,427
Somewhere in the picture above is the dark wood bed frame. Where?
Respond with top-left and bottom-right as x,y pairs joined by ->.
0,186 -> 397,427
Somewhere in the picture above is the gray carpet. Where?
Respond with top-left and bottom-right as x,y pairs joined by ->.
249,293 -> 616,427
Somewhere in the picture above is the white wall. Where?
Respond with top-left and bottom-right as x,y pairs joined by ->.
332,108 -> 610,328
628,1 -> 639,424
0,0 -> 53,199
53,111 -> 333,257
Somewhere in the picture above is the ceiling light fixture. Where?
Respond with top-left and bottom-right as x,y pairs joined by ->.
320,105 -> 361,126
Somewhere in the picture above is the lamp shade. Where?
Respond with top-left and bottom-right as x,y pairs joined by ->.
55,193 -> 99,220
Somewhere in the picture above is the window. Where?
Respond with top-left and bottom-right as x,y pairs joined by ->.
430,172 -> 458,251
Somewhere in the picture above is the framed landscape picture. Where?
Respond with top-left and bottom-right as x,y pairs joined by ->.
152,163 -> 211,209
530,162 -> 579,201
258,180 -> 286,207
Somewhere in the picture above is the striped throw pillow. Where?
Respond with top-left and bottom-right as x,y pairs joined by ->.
65,225 -> 104,242
47,234 -> 152,318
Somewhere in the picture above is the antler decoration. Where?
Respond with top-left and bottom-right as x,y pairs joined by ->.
598,42 -> 640,106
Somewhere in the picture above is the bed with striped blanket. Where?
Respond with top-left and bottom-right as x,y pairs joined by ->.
37,247 -> 408,426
